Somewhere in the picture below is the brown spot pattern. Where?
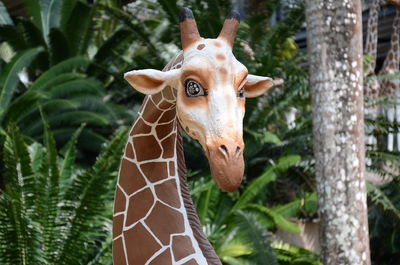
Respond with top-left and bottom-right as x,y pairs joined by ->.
126,188 -> 154,226
197,44 -> 205,50
142,99 -> 163,123
131,118 -> 152,135
159,109 -> 176,123
156,121 -> 175,139
162,86 -> 175,101
124,143 -> 135,159
148,248 -> 172,265
145,202 -> 185,245
155,179 -> 181,208
113,187 -> 126,213
133,136 -> 162,162
140,162 -> 168,182
119,159 -> 146,194
158,99 -> 174,110
124,223 -> 161,264
213,41 -> 222,47
113,214 -> 124,238
216,53 -> 226,61
162,134 -> 176,158
169,161 -> 175,176
113,237 -> 127,265
151,92 -> 162,104
172,235 -> 196,261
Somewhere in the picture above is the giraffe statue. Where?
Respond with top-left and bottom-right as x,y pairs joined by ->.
378,4 -> 400,151
364,0 -> 382,156
112,8 -> 282,265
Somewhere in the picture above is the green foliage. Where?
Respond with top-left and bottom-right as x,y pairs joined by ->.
0,122 -> 127,265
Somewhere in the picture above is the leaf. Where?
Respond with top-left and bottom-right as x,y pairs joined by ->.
39,0 -> 63,44
64,1 -> 92,55
244,204 -> 301,234
262,131 -> 282,145
231,155 -> 300,213
2,90 -> 48,125
55,128 -> 127,264
273,193 -> 318,218
0,1 -> 13,26
367,183 -> 400,220
0,47 -> 43,122
30,56 -> 90,91
48,28 -> 71,65
24,0 -> 42,30
59,124 -> 84,181
39,110 -> 61,261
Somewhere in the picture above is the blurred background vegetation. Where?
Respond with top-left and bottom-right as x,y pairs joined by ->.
0,0 -> 399,264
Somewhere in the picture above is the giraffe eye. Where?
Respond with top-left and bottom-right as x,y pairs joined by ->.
238,87 -> 245,98
185,80 -> 206,97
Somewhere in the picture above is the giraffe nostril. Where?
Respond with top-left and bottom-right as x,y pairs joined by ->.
235,146 -> 241,154
219,145 -> 229,155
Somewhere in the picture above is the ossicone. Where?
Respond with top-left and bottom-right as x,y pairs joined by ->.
179,8 -> 201,50
218,10 -> 241,48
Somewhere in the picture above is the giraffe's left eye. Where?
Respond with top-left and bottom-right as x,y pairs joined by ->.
238,87 -> 245,98
185,80 -> 206,97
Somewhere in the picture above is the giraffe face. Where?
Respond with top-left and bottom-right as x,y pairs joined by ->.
124,9 -> 282,192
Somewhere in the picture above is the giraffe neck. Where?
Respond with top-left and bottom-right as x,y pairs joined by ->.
365,0 -> 381,76
113,53 -> 221,265
380,8 -> 400,76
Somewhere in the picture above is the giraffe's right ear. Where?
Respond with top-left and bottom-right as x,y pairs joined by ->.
124,69 -> 180,95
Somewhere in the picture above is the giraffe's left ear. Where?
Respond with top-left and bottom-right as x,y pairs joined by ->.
244,74 -> 284,98
124,69 -> 180,95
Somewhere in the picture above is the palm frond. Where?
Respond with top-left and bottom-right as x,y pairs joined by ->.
0,47 -> 43,122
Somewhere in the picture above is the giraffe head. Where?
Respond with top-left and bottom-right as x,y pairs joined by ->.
125,8 -> 282,192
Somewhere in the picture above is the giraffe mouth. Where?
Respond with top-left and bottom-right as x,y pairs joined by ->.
205,139 -> 245,192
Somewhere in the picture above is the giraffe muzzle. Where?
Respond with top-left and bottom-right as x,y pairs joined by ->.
205,139 -> 245,192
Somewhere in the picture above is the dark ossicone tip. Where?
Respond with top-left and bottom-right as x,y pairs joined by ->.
226,10 -> 240,22
179,7 -> 195,22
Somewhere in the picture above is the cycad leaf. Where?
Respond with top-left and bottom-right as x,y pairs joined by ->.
2,90 -> 48,125
64,1 -> 92,55
48,28 -> 71,65
30,56 -> 90,91
39,0 -> 63,44
0,1 -> 13,26
0,47 -> 43,121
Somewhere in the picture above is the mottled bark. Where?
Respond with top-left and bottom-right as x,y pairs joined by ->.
305,1 -> 371,264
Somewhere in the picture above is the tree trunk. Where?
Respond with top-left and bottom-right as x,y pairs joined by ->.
305,1 -> 371,264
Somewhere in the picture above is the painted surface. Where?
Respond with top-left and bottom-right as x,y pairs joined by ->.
113,8 -> 282,265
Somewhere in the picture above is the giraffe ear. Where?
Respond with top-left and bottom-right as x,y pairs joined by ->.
124,69 -> 180,95
244,74 -> 284,98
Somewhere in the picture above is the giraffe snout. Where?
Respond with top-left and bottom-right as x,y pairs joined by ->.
205,138 -> 244,192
